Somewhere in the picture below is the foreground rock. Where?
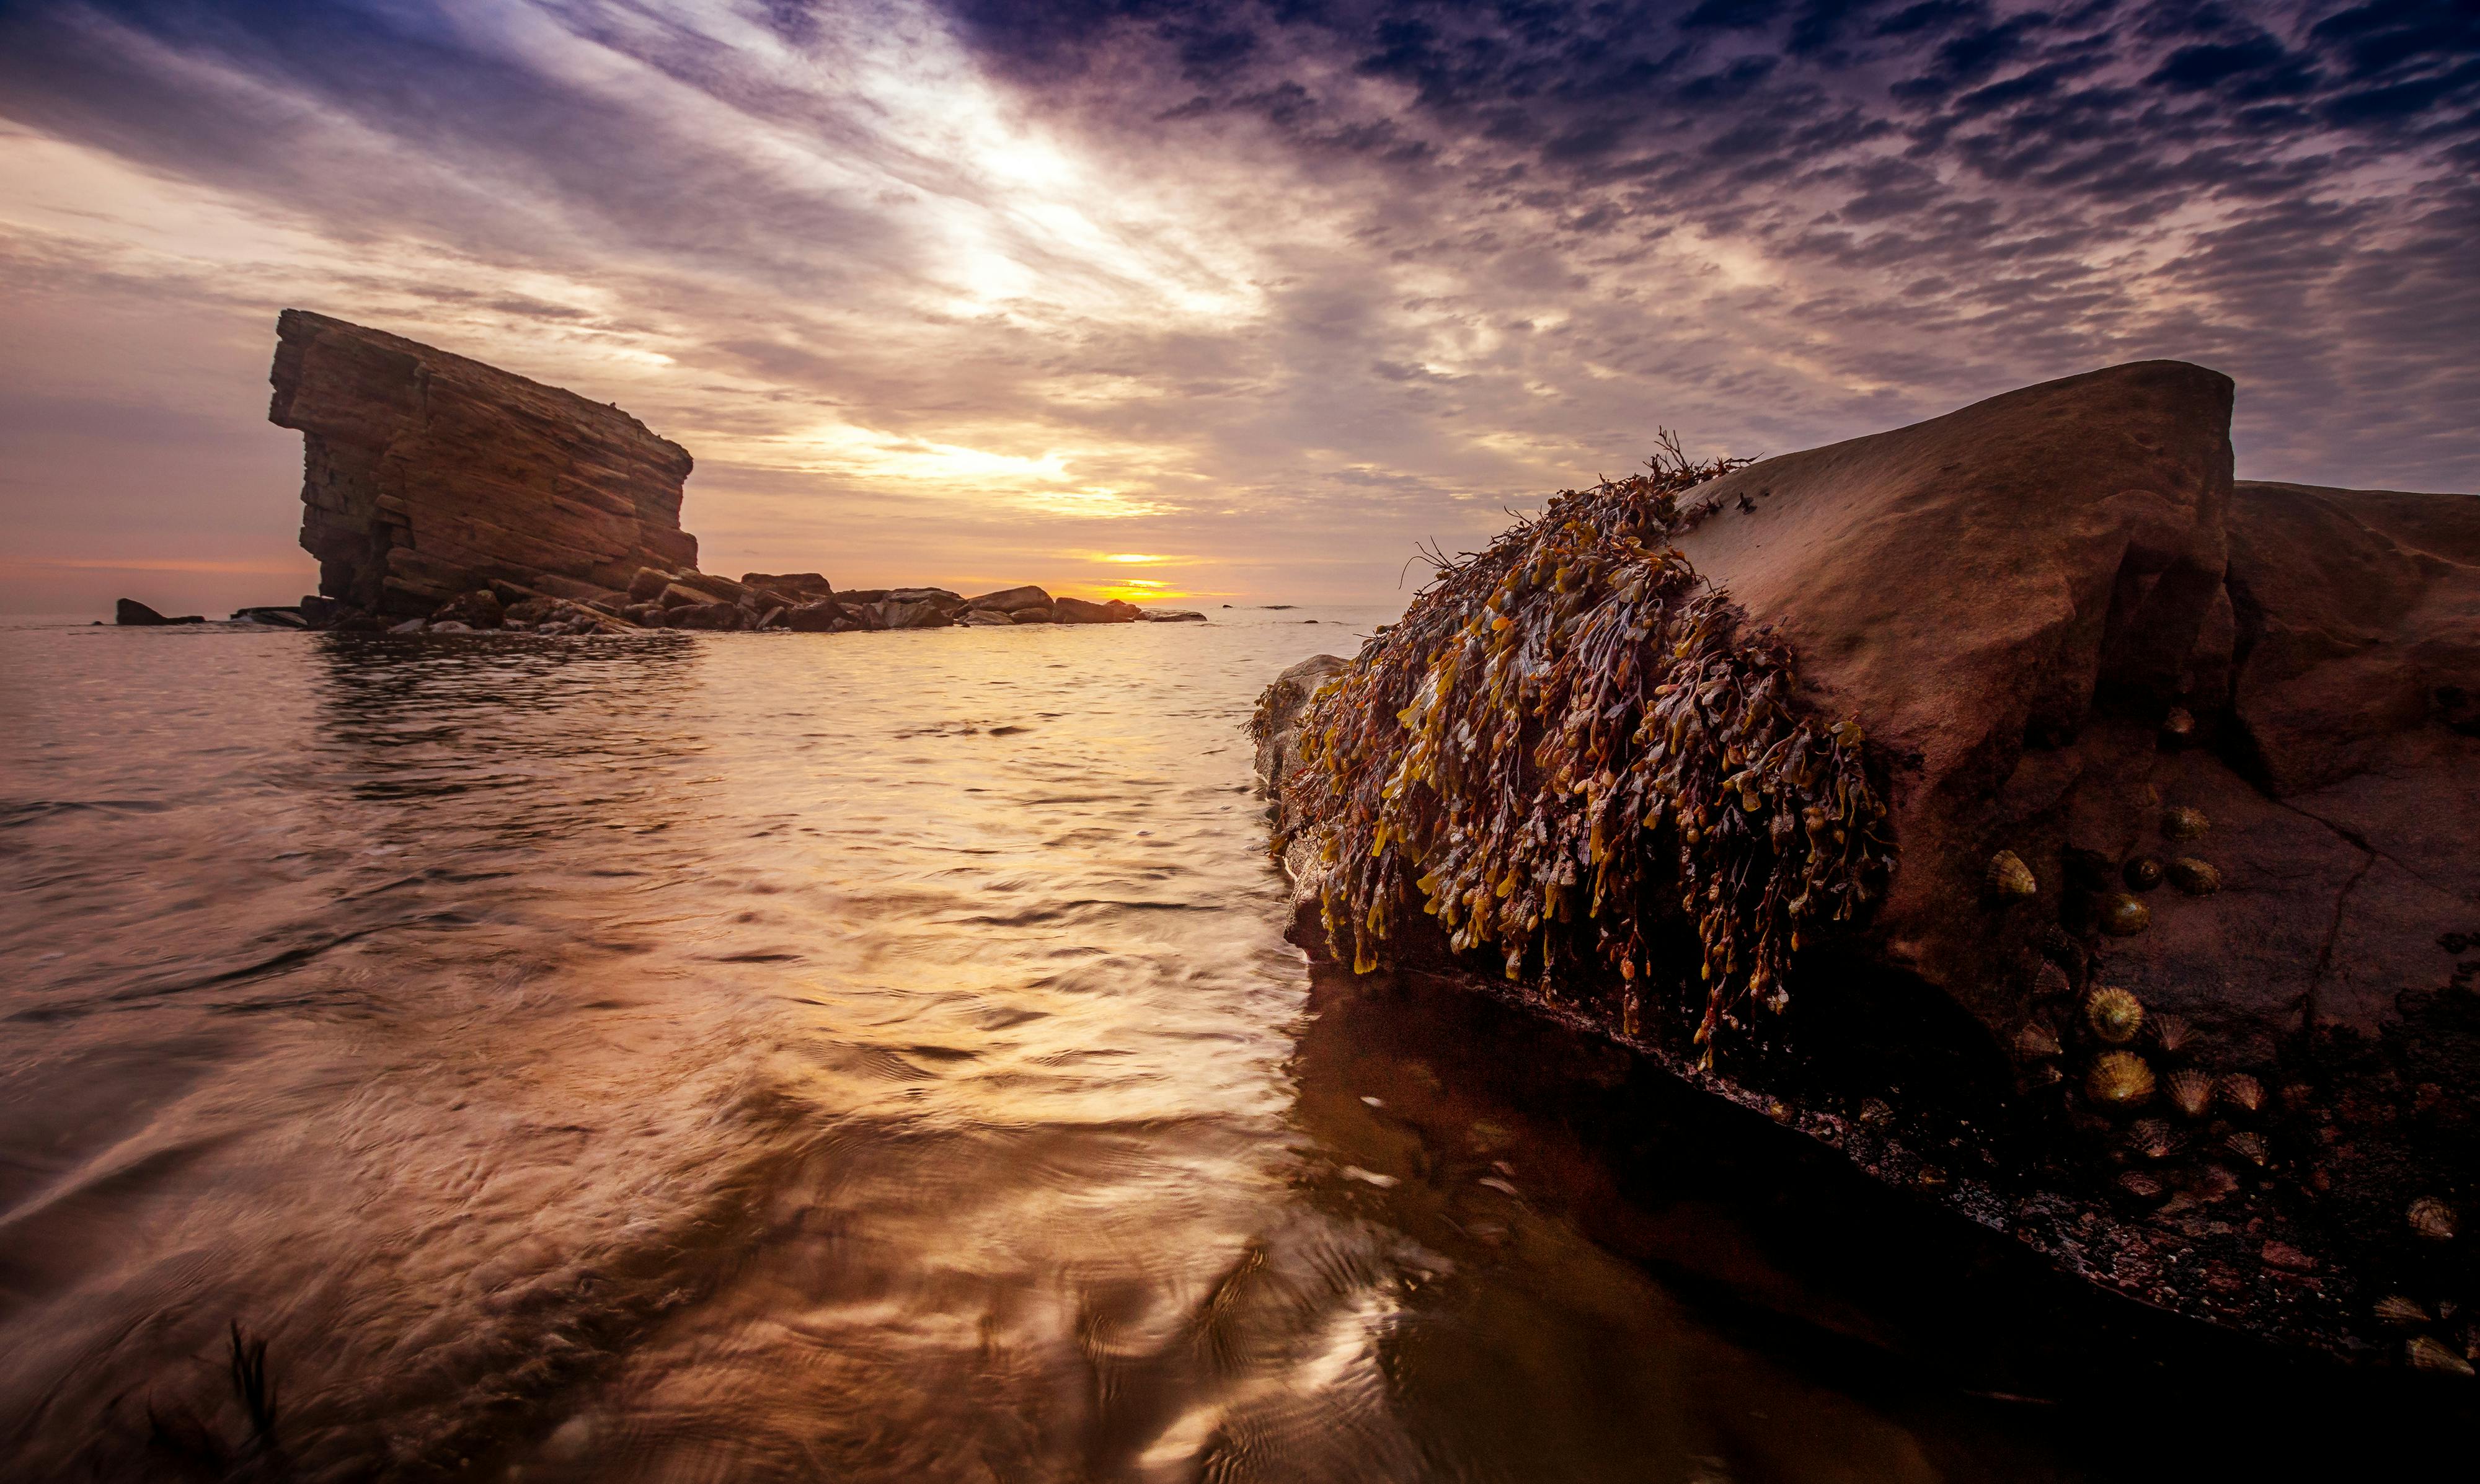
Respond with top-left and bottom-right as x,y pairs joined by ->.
270,310 -> 698,619
1258,361 -> 2480,1373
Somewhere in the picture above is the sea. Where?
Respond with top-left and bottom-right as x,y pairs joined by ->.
0,608 -> 2243,1482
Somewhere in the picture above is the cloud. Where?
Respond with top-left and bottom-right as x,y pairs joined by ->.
0,0 -> 2473,614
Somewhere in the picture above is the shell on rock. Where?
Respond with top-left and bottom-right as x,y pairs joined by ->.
2225,1130 -> 2271,1167
2026,1062 -> 2064,1087
2409,1198 -> 2460,1243
2192,1164 -> 2240,1201
2406,1336 -> 2476,1377
1986,850 -> 2038,902
2161,707 -> 2197,744
2099,893 -> 2152,936
2117,1170 -> 2167,1203
1858,1097 -> 1893,1127
2220,1074 -> 2266,1116
2123,855 -> 2164,892
2015,1022 -> 2062,1059
2127,1118 -> 2181,1161
2166,857 -> 2222,896
2088,1051 -> 2156,1111
2162,806 -> 2209,841
2374,1295 -> 2431,1327
2151,1013 -> 2194,1056
2165,1068 -> 2214,1120
2086,986 -> 2145,1045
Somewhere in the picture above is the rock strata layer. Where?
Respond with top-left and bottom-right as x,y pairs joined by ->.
1257,360 -> 2479,1368
270,309 -> 697,617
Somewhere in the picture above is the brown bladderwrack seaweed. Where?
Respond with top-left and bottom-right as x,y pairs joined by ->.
1273,436 -> 1893,1065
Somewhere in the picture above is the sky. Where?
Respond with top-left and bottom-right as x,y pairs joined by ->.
1,0 -> 2474,614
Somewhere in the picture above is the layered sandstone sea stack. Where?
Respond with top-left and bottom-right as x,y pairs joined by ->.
270,309 -> 698,617
1258,361 -> 2479,1372
262,311 -> 1205,634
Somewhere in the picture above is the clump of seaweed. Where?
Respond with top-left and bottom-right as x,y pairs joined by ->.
1275,435 -> 1893,1064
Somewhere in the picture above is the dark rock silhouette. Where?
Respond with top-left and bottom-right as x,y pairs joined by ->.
114,599 -> 203,625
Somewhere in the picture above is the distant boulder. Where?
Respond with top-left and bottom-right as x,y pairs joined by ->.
887,587 -> 965,616
1135,609 -> 1207,622
1052,596 -> 1140,624
965,585 -> 1052,614
743,572 -> 835,603
867,598 -> 953,630
114,599 -> 203,626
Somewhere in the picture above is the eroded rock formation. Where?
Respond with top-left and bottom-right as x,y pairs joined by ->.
1259,361 -> 2479,1368
270,309 -> 698,616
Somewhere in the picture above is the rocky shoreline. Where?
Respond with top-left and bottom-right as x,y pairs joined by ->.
1254,361 -> 2479,1382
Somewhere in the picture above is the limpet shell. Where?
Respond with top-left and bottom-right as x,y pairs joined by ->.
2221,1074 -> 2266,1116
2099,893 -> 2151,936
1986,850 -> 2038,902
2117,1170 -> 2167,1203
2086,986 -> 2145,1045
2165,1068 -> 2213,1120
1858,1097 -> 1893,1126
2166,857 -> 2221,896
2151,1013 -> 2194,1056
2123,855 -> 2164,892
2409,1197 -> 2460,1243
2014,1022 -> 2062,1059
2162,806 -> 2208,841
2127,1118 -> 2180,1161
2160,707 -> 2196,743
2406,1336 -> 2475,1376
2087,1051 -> 2155,1111
2374,1295 -> 2430,1327
2225,1130 -> 2270,1167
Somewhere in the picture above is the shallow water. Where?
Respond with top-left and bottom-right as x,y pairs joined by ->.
2,611 -> 2159,1481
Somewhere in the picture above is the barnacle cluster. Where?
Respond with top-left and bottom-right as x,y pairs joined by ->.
1274,436 -> 1893,1062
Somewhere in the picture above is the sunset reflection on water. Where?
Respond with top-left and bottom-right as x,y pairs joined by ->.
2,612 -> 2099,1482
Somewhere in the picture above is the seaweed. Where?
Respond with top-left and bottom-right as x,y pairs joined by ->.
1275,434 -> 1895,1065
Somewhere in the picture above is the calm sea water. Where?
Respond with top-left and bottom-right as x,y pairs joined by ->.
2,610 -> 2140,1482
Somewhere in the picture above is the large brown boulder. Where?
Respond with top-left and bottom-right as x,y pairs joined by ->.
269,310 -> 699,617
1258,361 -> 2480,1361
